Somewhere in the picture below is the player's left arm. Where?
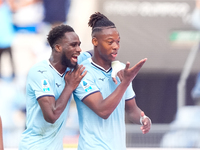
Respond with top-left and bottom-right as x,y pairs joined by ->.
125,98 -> 151,134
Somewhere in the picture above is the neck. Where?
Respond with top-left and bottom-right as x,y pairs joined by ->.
92,55 -> 111,70
49,56 -> 66,74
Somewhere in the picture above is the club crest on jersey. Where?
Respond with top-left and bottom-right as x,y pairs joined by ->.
41,79 -> 50,92
81,80 -> 92,92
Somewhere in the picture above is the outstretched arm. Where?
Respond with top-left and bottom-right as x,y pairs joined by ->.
82,58 -> 147,119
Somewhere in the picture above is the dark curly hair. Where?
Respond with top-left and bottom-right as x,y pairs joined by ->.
88,12 -> 115,34
47,24 -> 74,48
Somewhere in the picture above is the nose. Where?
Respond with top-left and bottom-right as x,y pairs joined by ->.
76,45 -> 82,52
113,41 -> 119,50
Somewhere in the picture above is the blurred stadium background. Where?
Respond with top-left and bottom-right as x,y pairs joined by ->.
1,0 -> 200,149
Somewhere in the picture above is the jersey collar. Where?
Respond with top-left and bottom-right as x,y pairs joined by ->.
89,58 -> 112,73
47,60 -> 65,77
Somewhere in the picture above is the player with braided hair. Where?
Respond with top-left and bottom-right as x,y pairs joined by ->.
73,12 -> 151,150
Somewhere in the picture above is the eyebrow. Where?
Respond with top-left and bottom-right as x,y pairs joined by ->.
70,41 -> 81,45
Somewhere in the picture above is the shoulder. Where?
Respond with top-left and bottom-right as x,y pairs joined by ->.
78,51 -> 92,64
28,60 -> 51,78
79,58 -> 91,66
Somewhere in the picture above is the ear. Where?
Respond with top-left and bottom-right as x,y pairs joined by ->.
54,44 -> 62,52
92,37 -> 98,47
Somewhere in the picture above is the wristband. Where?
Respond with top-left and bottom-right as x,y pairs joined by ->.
140,115 -> 151,125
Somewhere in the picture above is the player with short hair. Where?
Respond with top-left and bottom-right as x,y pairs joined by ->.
73,12 -> 151,150
19,24 -> 91,150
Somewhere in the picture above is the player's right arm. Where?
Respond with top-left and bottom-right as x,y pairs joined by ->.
38,65 -> 86,124
76,58 -> 147,119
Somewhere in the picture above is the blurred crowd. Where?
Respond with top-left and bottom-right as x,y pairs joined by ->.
0,0 -> 72,79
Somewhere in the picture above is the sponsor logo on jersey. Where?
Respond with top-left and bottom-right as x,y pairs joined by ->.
98,78 -> 105,81
56,83 -> 61,87
38,70 -> 47,74
81,80 -> 92,92
41,79 -> 50,92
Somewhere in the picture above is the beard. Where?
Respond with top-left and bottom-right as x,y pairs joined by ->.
61,53 -> 77,69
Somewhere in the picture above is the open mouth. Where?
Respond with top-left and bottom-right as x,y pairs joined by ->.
111,53 -> 117,58
71,55 -> 78,63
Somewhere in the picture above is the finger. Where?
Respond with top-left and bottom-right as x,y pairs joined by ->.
112,77 -> 118,84
76,65 -> 84,72
141,126 -> 150,134
117,70 -> 124,82
65,71 -> 70,76
129,58 -> 147,77
80,70 -> 87,79
140,126 -> 146,134
134,58 -> 147,69
125,62 -> 130,70
143,127 -> 150,134
74,65 -> 85,75
143,129 -> 149,134
79,66 -> 86,75
141,111 -> 145,117
72,64 -> 80,72
140,111 -> 146,126
68,69 -> 73,74
143,121 -> 147,126
118,75 -> 123,82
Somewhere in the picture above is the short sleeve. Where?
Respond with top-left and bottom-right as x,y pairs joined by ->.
73,72 -> 99,101
125,82 -> 136,101
27,66 -> 55,100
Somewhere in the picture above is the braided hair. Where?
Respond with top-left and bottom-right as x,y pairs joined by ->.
88,12 -> 116,35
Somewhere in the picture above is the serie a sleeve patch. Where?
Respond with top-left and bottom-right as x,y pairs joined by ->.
41,79 -> 51,92
81,80 -> 92,92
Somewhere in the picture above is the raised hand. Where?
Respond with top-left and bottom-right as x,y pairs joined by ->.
140,111 -> 151,134
64,65 -> 87,90
122,58 -> 147,85
113,69 -> 124,84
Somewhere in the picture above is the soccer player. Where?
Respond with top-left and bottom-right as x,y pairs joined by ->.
19,25 -> 92,150
73,12 -> 151,150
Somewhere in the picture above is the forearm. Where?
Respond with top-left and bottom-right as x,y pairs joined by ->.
126,108 -> 142,124
53,86 -> 73,118
98,82 -> 130,119
40,85 -> 74,123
